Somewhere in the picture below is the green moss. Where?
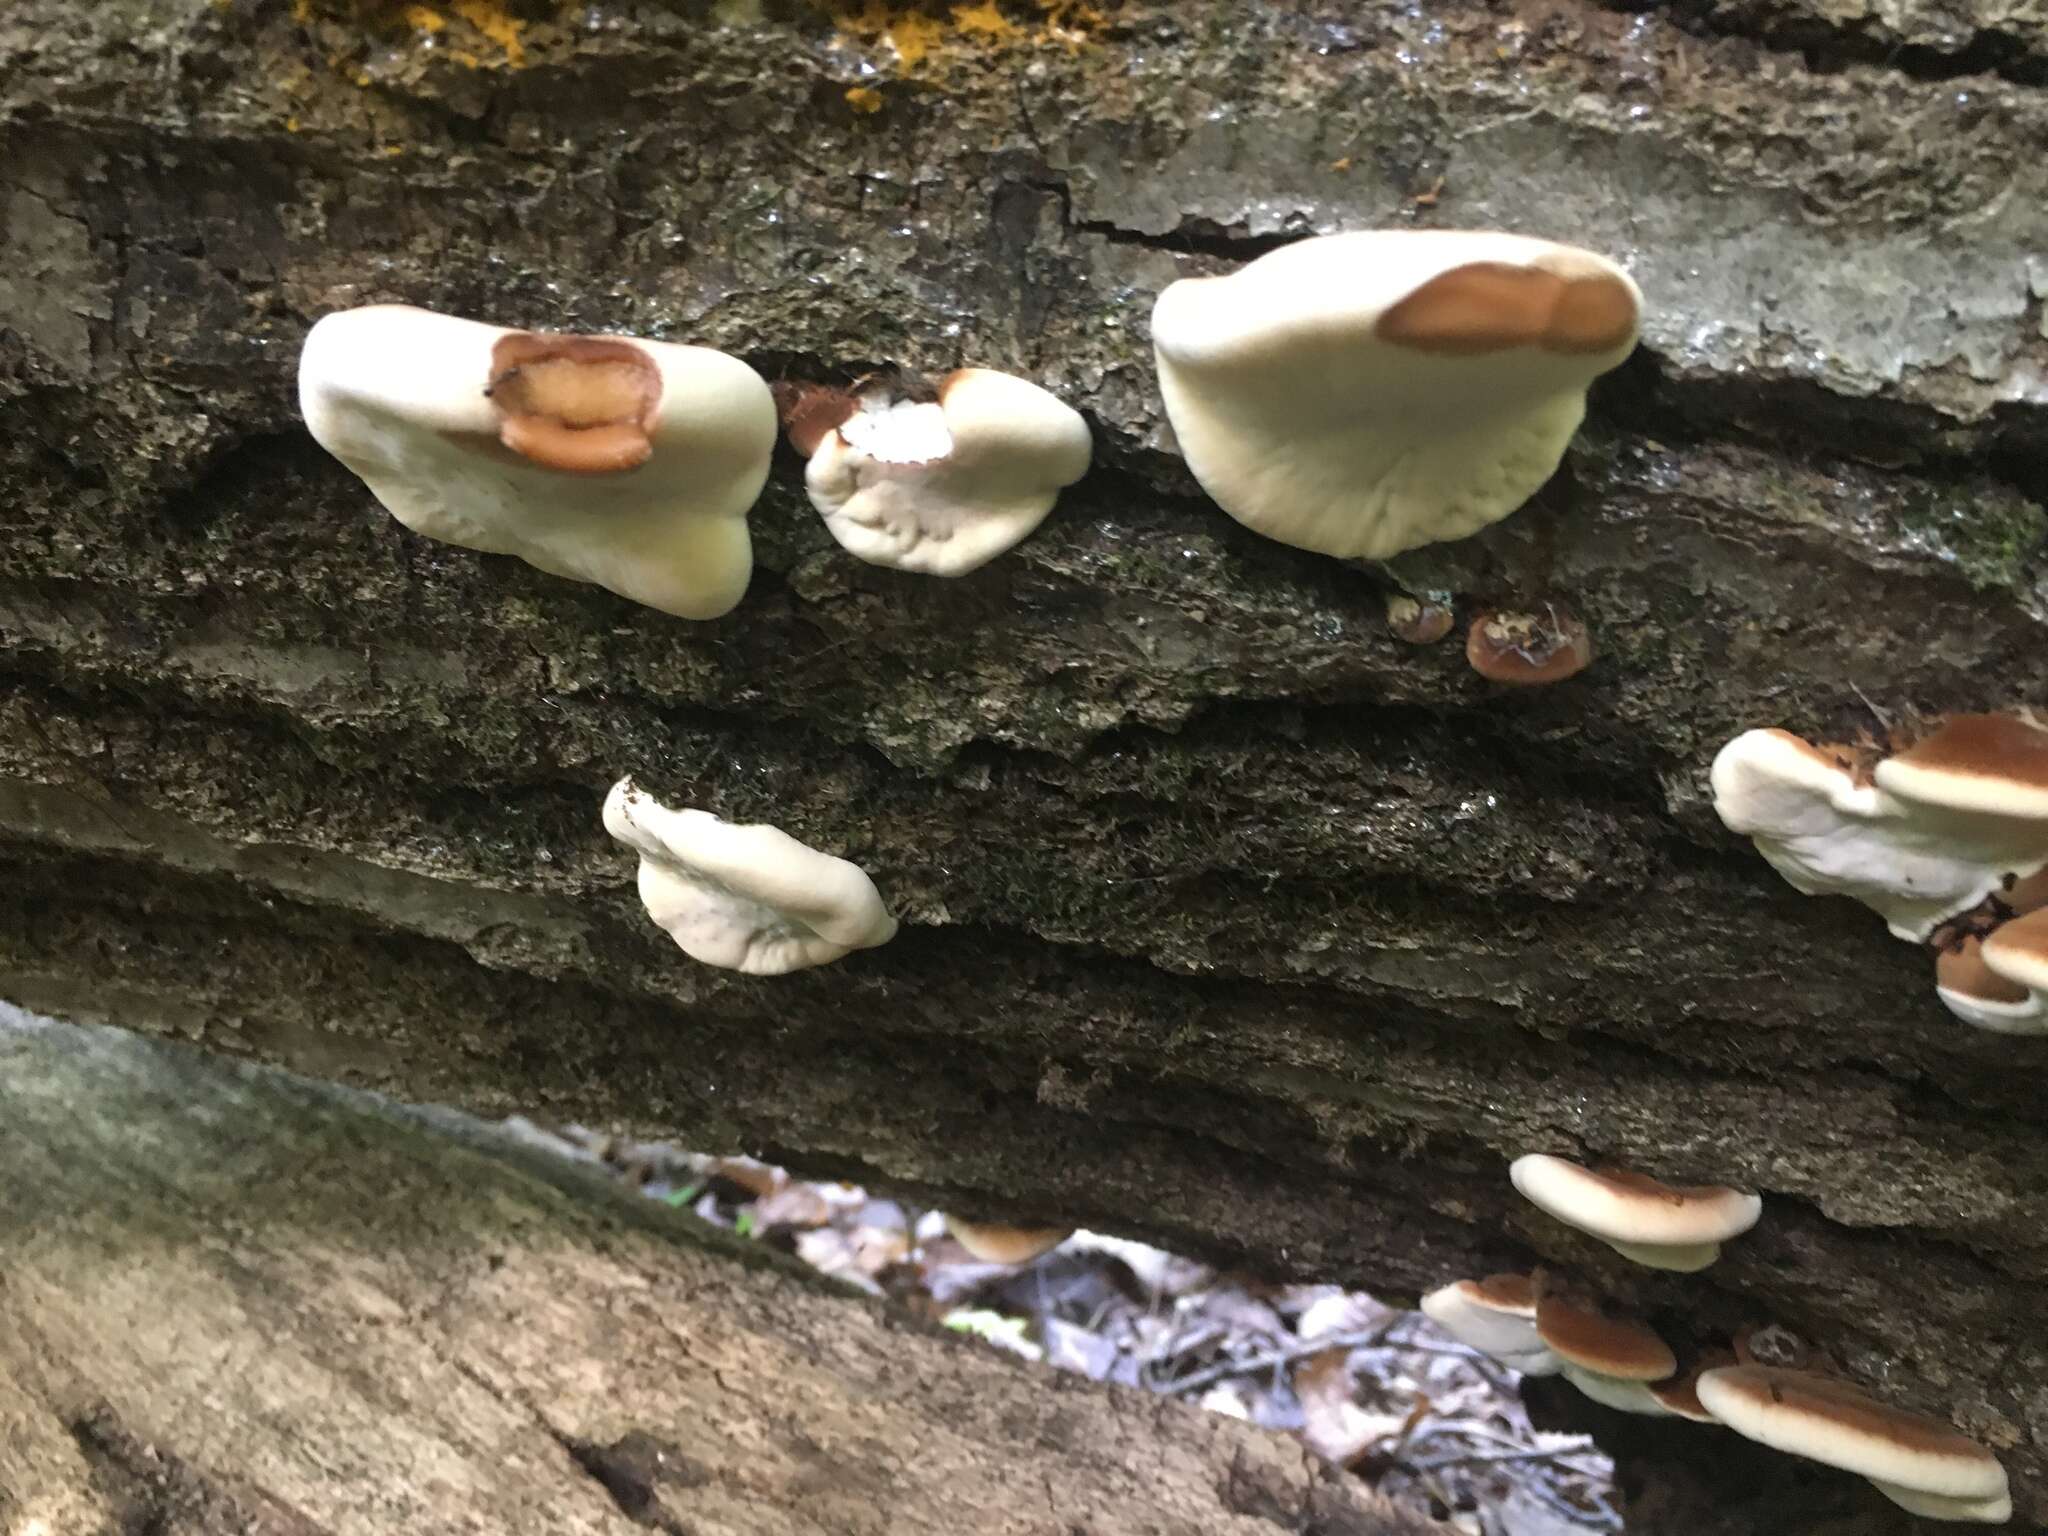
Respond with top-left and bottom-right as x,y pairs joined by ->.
1891,484 -> 2046,592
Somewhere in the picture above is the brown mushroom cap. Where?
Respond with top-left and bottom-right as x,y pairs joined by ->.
1938,933 -> 2033,1006
944,1218 -> 1072,1266
1511,1154 -> 1762,1247
1465,609 -> 1593,686
1875,713 -> 2048,819
1534,1295 -> 1676,1382
1646,1353 -> 1734,1423
1982,906 -> 2048,995
772,381 -> 862,458
1694,1367 -> 2008,1501
488,333 -> 662,475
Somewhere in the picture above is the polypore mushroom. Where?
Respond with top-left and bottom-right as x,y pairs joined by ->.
1695,1366 -> 2010,1524
1419,1272 -> 1561,1375
944,1218 -> 1072,1266
300,305 -> 776,619
1385,593 -> 1456,645
601,777 -> 896,975
1149,229 -> 1640,561
1534,1293 -> 1679,1416
1711,715 -> 2048,945
1465,606 -> 1593,685
1510,1154 -> 1761,1272
1646,1353 -> 1733,1424
796,369 -> 1092,575
1961,907 -> 2048,1034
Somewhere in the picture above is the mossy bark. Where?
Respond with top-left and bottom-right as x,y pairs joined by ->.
3,0 -> 2046,1527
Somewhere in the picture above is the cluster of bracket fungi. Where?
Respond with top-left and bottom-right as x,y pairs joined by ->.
1424,1157 -> 2011,1522
299,227 -> 1629,971
297,226 -> 2018,1520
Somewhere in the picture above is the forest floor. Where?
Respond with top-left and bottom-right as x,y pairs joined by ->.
510,1122 -> 1621,1536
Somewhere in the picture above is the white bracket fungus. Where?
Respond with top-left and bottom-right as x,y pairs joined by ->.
1713,714 -> 2048,1032
793,370 -> 1092,575
1150,229 -> 1640,561
1419,1273 -> 1560,1375
1534,1294 -> 1680,1417
1696,1366 -> 2011,1524
1511,1154 -> 1761,1272
300,305 -> 776,619
602,778 -> 896,976
1711,717 -> 2048,944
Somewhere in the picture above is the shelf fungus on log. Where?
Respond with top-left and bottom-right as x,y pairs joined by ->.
300,305 -> 776,619
602,778 -> 897,976
1696,1366 -> 2011,1524
1149,230 -> 1640,561
1712,713 -> 2048,1032
783,370 -> 1092,576
1511,1154 -> 1762,1272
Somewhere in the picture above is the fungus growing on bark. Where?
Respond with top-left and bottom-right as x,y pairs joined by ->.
1149,230 -> 1640,560
1419,1273 -> 1560,1375
601,778 -> 897,976
796,369 -> 1091,575
300,305 -> 776,619
1510,1154 -> 1761,1272
1961,907 -> 2048,1034
1711,715 -> 2048,945
1695,1366 -> 2011,1524
1465,607 -> 1592,685
1385,593 -> 1456,645
1535,1294 -> 1679,1416
943,1218 -> 1073,1266
1646,1353 -> 1732,1424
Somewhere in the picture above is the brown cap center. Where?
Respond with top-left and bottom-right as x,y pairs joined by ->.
488,333 -> 662,475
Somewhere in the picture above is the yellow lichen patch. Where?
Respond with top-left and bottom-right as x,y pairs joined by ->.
815,0 -> 1113,76
448,0 -> 527,65
845,84 -> 885,113
402,4 -> 446,32
951,1 -> 1023,42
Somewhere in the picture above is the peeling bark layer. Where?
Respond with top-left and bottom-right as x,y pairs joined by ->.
3,0 -> 2047,1526
0,1004 -> 1443,1536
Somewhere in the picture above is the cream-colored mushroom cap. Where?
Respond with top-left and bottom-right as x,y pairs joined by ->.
804,369 -> 1092,575
1875,714 -> 2048,819
300,305 -> 775,619
1869,1480 -> 2014,1523
1695,1367 -> 2009,1510
1150,229 -> 1639,561
1511,1154 -> 1760,1271
602,778 -> 897,975
1710,727 -> 2048,943
1938,929 -> 2048,1035
1420,1273 -> 1558,1372
944,1218 -> 1073,1266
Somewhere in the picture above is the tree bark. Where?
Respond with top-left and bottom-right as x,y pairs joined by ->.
0,1003 -> 1451,1536
2,0 -> 2045,1526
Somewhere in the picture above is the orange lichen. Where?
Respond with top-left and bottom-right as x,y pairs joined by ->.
845,84 -> 885,113
448,0 -> 527,64
815,0 -> 1113,75
293,0 -> 539,72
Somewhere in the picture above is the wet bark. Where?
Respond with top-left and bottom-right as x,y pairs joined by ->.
0,1003 -> 1445,1536
2,0 -> 2046,1527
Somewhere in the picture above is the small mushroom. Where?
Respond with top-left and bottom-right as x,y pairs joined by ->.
1465,606 -> 1592,685
1962,907 -> 2048,1034
1149,229 -> 1640,561
1419,1272 -> 1561,1375
1510,1154 -> 1761,1272
798,369 -> 1092,575
1646,1352 -> 1734,1424
1385,593 -> 1456,645
1535,1294 -> 1679,1416
300,305 -> 776,619
943,1218 -> 1072,1266
601,777 -> 897,975
1711,716 -> 2048,945
1695,1366 -> 2010,1524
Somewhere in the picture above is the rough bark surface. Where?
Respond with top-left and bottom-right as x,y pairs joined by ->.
0,1003 -> 1449,1536
3,0 -> 2046,1527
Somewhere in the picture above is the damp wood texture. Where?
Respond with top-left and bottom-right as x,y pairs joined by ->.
3,1 -> 2047,1530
